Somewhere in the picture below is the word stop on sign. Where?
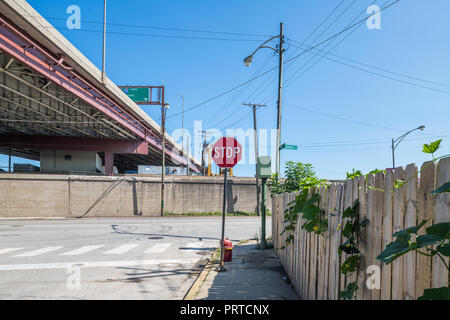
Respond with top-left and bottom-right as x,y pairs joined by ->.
211,137 -> 242,168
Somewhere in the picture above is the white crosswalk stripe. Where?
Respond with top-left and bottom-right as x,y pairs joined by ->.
102,244 -> 139,255
185,242 -> 203,249
0,258 -> 201,271
59,245 -> 104,256
0,248 -> 23,255
145,243 -> 172,254
12,246 -> 63,257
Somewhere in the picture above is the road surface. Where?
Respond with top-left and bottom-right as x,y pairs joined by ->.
0,217 -> 270,300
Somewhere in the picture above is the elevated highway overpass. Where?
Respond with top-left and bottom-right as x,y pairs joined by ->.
0,0 -> 201,174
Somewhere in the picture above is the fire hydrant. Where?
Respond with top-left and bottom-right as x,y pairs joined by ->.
223,238 -> 233,262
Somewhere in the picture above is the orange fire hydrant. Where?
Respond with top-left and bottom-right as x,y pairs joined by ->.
223,238 -> 233,262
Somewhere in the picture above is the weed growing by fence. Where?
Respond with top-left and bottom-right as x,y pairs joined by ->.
338,199 -> 368,299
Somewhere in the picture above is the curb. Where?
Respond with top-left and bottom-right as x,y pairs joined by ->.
0,217 -> 67,220
184,248 -> 219,300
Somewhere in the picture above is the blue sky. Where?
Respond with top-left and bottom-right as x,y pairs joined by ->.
2,0 -> 449,179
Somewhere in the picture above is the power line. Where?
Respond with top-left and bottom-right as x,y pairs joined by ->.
22,14 -> 273,38
168,0 -> 401,119
284,102 -> 404,132
261,0 -> 382,103
243,0 -> 349,104
290,41 -> 450,89
289,42 -> 450,95
284,1 -> 400,65
32,25 -> 269,42
201,52 -> 274,129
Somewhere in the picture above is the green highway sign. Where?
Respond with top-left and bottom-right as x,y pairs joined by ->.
120,87 -> 150,102
280,143 -> 298,151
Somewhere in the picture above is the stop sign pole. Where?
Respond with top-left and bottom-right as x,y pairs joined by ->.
211,137 -> 242,272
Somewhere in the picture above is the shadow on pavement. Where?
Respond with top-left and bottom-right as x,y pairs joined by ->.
197,242 -> 300,300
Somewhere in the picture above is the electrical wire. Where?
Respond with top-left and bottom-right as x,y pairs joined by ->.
168,0 -> 400,119
33,25 -> 269,42
22,14 -> 273,38
244,0 -> 348,104
261,0 -> 382,103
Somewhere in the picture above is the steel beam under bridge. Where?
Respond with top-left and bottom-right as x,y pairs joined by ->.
0,134 -> 148,154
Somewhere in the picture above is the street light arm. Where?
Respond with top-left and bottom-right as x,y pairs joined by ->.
393,127 -> 423,149
248,35 -> 281,57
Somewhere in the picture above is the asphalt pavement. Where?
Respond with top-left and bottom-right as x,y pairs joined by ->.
0,216 -> 270,299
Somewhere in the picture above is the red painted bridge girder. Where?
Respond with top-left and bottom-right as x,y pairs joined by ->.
0,13 -> 200,173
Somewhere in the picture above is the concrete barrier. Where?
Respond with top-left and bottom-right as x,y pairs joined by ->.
0,174 -> 271,217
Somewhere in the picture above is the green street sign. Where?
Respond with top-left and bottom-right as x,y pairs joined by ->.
120,87 -> 150,102
280,143 -> 298,151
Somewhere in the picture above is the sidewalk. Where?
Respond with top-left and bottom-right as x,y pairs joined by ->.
187,240 -> 299,300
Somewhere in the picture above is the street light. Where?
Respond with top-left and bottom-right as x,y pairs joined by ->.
243,22 -> 285,177
161,102 -> 170,216
391,125 -> 425,169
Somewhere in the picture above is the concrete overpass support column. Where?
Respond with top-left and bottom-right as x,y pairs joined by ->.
105,152 -> 114,175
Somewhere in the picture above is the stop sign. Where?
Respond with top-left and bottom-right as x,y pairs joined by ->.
211,137 -> 242,168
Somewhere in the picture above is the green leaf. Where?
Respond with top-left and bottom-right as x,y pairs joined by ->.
416,234 -> 442,248
422,139 -> 442,154
395,232 -> 412,246
339,241 -> 360,255
339,282 -> 359,300
367,169 -> 385,176
341,255 -> 360,275
431,182 -> 450,194
376,240 -> 412,264
393,220 -> 429,237
394,179 -> 406,189
346,169 -> 362,180
342,221 -> 354,240
343,207 -> 355,219
426,222 -> 450,240
301,204 -> 320,220
417,287 -> 450,300
437,243 -> 450,257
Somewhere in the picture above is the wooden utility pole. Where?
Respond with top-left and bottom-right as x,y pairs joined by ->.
243,103 -> 266,216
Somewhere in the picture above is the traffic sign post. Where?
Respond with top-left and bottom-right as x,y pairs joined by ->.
211,137 -> 242,272
257,156 -> 272,249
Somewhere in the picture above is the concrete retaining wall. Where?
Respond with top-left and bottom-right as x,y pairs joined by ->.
0,174 -> 271,217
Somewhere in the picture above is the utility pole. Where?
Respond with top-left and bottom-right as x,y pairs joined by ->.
187,135 -> 190,175
275,22 -> 284,177
243,103 -> 266,217
8,146 -> 11,173
160,88 -> 169,216
101,0 -> 107,83
200,130 -> 211,176
243,23 -> 285,176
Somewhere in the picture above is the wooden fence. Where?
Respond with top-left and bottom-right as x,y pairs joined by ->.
272,158 -> 449,300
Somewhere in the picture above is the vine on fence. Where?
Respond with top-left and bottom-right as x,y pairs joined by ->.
338,199 -> 369,299
280,186 -> 328,249
277,139 -> 449,300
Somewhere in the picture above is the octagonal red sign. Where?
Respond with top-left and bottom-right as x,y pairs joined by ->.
211,137 -> 242,168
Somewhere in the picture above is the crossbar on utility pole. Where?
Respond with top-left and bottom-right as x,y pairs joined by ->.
243,103 -> 266,217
